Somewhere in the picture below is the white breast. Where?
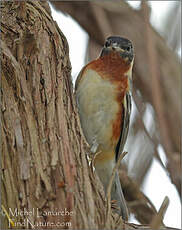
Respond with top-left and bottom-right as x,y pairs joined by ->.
76,69 -> 119,152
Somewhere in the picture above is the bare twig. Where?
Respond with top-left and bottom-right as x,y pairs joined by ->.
141,1 -> 173,157
150,196 -> 169,229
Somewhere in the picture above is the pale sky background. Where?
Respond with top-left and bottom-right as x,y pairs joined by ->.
50,1 -> 181,228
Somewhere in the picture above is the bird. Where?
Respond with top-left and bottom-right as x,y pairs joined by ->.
75,36 -> 134,220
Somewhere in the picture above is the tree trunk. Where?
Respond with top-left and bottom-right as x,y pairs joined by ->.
1,1 -> 106,229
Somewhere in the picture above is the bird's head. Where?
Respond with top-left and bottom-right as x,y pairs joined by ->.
100,36 -> 134,64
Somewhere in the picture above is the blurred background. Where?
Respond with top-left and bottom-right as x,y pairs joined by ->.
49,1 -> 181,228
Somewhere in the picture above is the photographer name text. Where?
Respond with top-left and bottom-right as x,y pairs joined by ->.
8,208 -> 73,218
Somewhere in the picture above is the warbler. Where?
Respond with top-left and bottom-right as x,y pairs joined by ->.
75,36 -> 134,220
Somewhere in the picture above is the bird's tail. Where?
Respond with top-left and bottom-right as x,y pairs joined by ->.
111,171 -> 128,220
94,154 -> 128,220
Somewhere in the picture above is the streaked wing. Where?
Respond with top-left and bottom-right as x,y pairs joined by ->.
115,92 -> 132,161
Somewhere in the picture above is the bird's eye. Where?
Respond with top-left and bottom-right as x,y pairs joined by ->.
105,41 -> 110,47
126,46 -> 131,52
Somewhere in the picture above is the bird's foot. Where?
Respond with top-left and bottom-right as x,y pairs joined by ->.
111,200 -> 120,211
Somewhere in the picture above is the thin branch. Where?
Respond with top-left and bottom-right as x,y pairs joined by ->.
150,196 -> 169,229
141,1 -> 173,156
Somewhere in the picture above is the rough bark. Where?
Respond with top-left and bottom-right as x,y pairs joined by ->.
1,1 -> 106,229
